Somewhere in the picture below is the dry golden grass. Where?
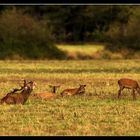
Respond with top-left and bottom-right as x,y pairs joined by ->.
57,44 -> 105,59
0,60 -> 139,135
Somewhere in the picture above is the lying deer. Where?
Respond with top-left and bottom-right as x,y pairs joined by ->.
118,78 -> 140,100
32,85 -> 60,100
61,84 -> 86,97
0,80 -> 36,105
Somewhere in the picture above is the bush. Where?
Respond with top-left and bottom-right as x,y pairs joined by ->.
104,7 -> 140,54
0,8 -> 66,60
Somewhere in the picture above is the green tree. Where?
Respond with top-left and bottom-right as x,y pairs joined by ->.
0,8 -> 65,59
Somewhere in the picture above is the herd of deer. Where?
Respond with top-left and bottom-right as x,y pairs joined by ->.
0,78 -> 140,105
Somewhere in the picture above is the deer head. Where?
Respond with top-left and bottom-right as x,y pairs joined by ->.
78,84 -> 86,94
49,85 -> 60,93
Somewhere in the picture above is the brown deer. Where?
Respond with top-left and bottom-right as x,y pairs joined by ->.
32,85 -> 60,100
0,80 -> 36,105
118,78 -> 140,100
61,84 -> 86,97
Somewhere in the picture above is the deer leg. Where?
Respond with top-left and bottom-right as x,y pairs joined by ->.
132,89 -> 136,100
136,87 -> 140,95
118,86 -> 124,99
118,90 -> 121,99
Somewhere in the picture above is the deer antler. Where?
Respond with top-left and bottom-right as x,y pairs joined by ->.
11,87 -> 23,93
23,80 -> 27,87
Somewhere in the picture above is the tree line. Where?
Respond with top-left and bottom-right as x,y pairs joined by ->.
0,5 -> 139,59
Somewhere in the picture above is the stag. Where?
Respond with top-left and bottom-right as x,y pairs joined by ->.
0,80 -> 36,105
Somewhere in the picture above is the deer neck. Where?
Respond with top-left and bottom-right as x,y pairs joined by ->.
52,87 -> 56,94
77,87 -> 85,93
21,88 -> 33,99
77,87 -> 81,91
74,88 -> 79,93
20,88 -> 33,104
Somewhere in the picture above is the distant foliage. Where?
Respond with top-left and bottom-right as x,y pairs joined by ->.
104,6 -> 140,53
0,8 -> 66,59
0,6 -> 139,59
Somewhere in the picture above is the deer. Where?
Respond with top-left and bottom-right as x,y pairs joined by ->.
61,84 -> 86,97
0,80 -> 36,105
32,85 -> 60,100
118,78 -> 140,100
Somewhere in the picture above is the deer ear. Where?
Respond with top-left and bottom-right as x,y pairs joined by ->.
32,81 -> 36,87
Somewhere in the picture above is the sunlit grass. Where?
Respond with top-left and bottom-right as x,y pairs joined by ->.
57,44 -> 104,54
0,60 -> 140,135
57,44 -> 105,59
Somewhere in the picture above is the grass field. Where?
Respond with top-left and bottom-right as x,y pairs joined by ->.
57,44 -> 105,59
0,60 -> 140,136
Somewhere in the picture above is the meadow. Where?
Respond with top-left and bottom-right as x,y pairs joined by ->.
57,44 -> 105,59
57,44 -> 140,59
0,59 -> 140,136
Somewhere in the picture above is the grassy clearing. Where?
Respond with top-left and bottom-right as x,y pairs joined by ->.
57,44 -> 140,59
0,60 -> 140,135
57,44 -> 104,53
57,44 -> 105,59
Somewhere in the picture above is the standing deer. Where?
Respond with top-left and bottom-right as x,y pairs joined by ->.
61,84 -> 86,97
32,85 -> 60,100
118,78 -> 140,100
0,80 -> 36,105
